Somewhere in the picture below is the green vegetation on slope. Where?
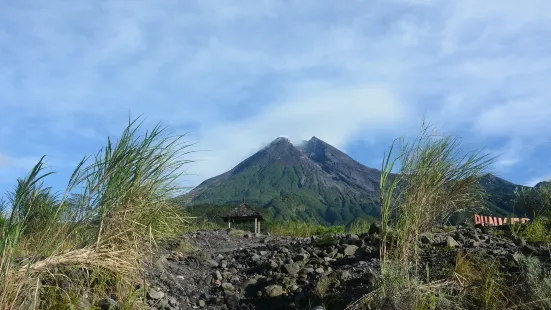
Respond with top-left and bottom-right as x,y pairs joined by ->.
189,163 -> 379,226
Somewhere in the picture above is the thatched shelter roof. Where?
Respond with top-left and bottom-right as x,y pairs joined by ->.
222,203 -> 264,222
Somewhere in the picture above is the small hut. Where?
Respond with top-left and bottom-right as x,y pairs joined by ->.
222,202 -> 264,234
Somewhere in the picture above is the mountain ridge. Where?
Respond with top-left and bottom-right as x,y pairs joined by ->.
180,136 -> 528,225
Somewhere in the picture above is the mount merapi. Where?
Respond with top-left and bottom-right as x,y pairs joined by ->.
179,137 -> 527,226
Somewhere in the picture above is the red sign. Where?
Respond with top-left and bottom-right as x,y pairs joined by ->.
474,214 -> 530,226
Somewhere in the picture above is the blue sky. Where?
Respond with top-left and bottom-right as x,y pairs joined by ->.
1,0 -> 551,198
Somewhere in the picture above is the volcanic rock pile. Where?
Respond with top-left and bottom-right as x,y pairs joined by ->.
145,225 -> 551,310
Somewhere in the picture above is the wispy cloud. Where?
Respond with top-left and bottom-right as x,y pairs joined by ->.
1,0 -> 551,192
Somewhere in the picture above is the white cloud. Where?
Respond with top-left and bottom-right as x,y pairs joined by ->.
1,0 -> 551,190
525,172 -> 551,187
0,154 -> 11,168
475,99 -> 551,137
185,84 -> 409,183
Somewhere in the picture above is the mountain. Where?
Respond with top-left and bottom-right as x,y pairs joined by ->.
478,173 -> 528,216
180,137 -> 527,225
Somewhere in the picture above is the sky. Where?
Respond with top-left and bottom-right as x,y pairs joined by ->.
1,0 -> 551,198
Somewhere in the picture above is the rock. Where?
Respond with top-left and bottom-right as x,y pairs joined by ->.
294,254 -> 308,261
420,234 -> 432,245
301,267 -> 315,275
446,236 -> 459,248
148,288 -> 165,300
221,282 -> 235,293
344,245 -> 359,256
264,285 -> 284,297
267,260 -> 279,269
225,293 -> 240,308
203,275 -> 214,285
169,297 -> 178,307
207,259 -> 220,267
158,297 -> 169,308
339,270 -> 351,281
199,300 -> 206,307
283,263 -> 301,276
98,298 -> 117,310
214,271 -> 223,280
315,268 -> 325,274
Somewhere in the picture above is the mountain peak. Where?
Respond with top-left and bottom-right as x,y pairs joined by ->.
274,136 -> 291,143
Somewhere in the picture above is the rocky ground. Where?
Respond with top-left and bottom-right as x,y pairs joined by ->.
144,225 -> 551,310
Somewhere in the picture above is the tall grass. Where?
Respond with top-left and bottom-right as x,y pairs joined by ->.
380,120 -> 494,269
0,117 -> 194,309
374,120 -> 494,309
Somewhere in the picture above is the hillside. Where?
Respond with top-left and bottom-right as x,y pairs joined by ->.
179,137 -> 527,225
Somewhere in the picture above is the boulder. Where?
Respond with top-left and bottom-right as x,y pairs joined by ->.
446,236 -> 459,248
264,285 -> 284,297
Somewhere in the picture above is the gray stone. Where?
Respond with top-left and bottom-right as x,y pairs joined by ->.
214,271 -> 223,280
199,300 -> 206,308
294,254 -> 308,261
206,259 -> 219,267
344,245 -> 359,256
283,263 -> 301,276
264,285 -> 284,297
446,236 -> 459,248
226,293 -> 240,307
169,297 -> 178,307
98,298 -> 117,310
203,275 -> 214,285
148,288 -> 165,300
339,270 -> 351,281
301,267 -> 315,275
267,260 -> 279,269
158,297 -> 169,308
221,282 -> 235,293
420,233 -> 432,244
315,267 -> 325,274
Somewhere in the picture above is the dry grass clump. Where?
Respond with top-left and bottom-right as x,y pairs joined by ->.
379,120 -> 494,270
350,119 -> 495,310
0,117 -> 195,309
